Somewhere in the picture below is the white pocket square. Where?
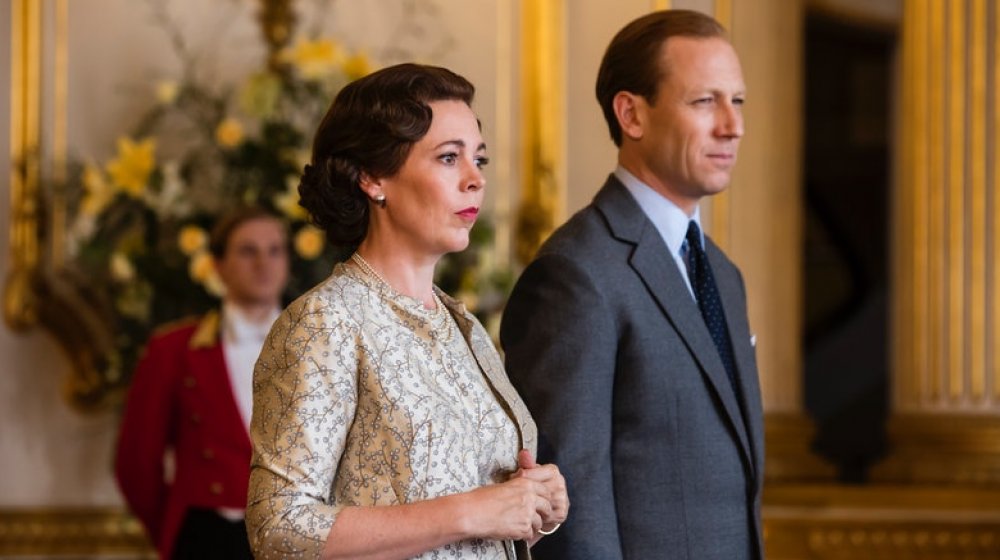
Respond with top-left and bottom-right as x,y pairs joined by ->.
750,334 -> 757,348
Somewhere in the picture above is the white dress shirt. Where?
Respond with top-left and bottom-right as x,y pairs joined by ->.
220,301 -> 280,433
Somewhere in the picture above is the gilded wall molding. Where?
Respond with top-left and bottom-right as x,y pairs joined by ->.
0,508 -> 152,557
764,484 -> 1000,559
5,0 -> 42,332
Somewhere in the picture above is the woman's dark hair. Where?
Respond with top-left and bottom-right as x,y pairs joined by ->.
596,10 -> 727,146
298,63 -> 475,246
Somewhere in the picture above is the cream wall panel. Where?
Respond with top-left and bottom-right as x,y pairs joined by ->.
564,0 -> 645,214
728,0 -> 804,412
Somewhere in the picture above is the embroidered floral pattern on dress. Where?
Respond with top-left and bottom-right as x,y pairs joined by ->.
247,263 -> 537,559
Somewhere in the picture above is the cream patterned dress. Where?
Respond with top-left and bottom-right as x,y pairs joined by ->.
247,262 -> 537,559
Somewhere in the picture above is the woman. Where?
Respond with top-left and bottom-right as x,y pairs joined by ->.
246,63 -> 568,559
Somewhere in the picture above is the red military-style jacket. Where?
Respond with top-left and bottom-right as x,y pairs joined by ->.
115,311 -> 252,559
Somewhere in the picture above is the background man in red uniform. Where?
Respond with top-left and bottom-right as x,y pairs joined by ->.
115,207 -> 289,559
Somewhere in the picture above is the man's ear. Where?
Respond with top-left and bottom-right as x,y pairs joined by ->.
613,91 -> 645,141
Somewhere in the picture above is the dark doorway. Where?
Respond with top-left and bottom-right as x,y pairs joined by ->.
802,11 -> 896,482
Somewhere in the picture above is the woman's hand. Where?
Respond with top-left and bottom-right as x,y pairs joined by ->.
511,449 -> 569,535
456,476 -> 553,541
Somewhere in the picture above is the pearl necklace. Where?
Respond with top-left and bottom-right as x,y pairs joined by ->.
350,252 -> 455,344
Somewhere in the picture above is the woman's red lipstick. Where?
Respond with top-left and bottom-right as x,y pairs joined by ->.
456,207 -> 479,220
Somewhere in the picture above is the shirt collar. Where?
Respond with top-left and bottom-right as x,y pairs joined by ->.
221,300 -> 280,344
614,165 -> 702,255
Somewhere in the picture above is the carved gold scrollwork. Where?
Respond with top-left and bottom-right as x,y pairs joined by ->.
257,0 -> 296,72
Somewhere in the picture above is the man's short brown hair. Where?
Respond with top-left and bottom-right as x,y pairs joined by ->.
596,10 -> 728,146
209,206 -> 285,259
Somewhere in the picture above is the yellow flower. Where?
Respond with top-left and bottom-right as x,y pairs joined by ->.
79,164 -> 115,216
188,250 -> 215,283
109,252 -> 135,282
342,52 -> 373,80
156,80 -> 179,105
203,269 -> 227,298
215,118 -> 244,148
106,137 -> 156,198
177,225 -> 208,256
294,226 -> 325,260
284,37 -> 343,80
275,176 -> 308,220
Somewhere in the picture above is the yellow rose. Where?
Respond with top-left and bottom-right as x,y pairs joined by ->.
177,225 -> 208,256
215,118 -> 244,148
156,80 -> 179,105
106,137 -> 156,198
294,226 -> 325,260
342,52 -> 373,81
188,251 -> 215,283
284,37 -> 343,80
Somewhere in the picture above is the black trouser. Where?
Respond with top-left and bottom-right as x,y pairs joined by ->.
172,508 -> 253,559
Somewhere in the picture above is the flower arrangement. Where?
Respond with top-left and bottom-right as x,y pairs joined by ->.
63,1 -> 512,387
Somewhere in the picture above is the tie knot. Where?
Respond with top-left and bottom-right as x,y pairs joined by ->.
685,221 -> 702,252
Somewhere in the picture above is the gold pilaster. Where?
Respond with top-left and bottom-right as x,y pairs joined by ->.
516,0 -> 566,264
994,0 -> 1000,401
879,0 -> 1000,485
946,0 -> 965,400
970,0 -> 987,401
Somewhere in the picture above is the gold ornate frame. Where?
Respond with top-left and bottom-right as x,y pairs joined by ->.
5,0 -> 120,412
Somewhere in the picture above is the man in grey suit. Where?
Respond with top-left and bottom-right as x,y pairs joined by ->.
500,10 -> 764,559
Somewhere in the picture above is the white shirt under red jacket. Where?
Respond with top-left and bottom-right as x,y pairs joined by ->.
115,303 -> 278,559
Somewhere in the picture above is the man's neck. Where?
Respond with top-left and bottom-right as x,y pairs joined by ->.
617,155 -> 699,216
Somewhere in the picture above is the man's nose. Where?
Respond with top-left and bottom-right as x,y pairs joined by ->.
716,103 -> 744,139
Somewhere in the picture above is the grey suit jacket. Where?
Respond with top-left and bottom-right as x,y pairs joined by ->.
501,176 -> 764,560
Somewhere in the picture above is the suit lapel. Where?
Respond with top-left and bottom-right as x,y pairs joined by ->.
708,242 -> 765,477
594,177 -> 754,473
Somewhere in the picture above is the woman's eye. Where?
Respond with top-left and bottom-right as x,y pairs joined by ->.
475,156 -> 490,169
439,153 -> 458,165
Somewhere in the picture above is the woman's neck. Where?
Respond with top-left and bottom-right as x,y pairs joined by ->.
354,238 -> 438,307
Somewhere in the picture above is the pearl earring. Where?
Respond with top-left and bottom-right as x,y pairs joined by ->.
374,193 -> 386,208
